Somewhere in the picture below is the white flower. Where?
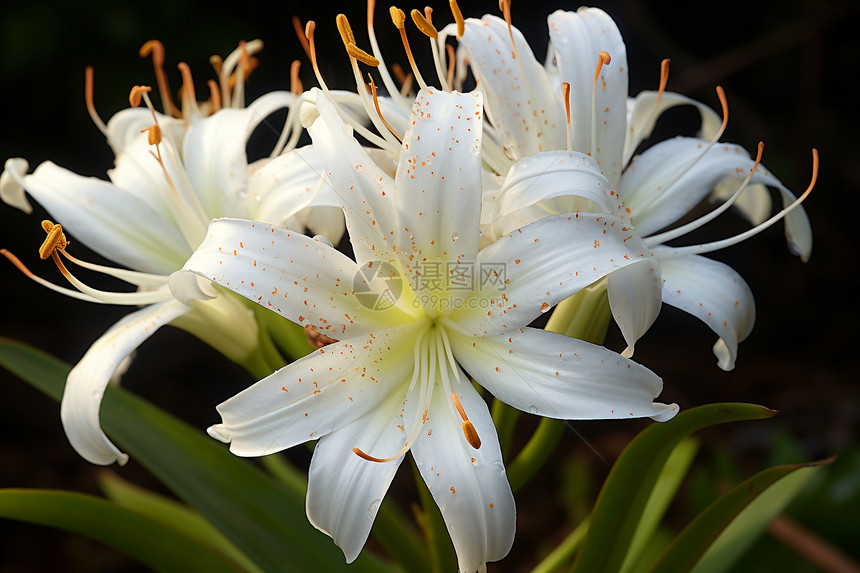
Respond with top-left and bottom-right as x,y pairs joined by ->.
173,87 -> 678,572
448,6 -> 814,369
1,51 -> 343,466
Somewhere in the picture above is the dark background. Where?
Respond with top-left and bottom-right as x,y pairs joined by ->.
1,0 -> 857,571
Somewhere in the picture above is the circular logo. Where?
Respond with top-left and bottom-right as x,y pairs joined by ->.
353,261 -> 403,311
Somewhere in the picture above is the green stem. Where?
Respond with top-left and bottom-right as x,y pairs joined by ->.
259,307 -> 314,361
529,516 -> 590,573
492,399 -> 522,459
507,418 -> 566,493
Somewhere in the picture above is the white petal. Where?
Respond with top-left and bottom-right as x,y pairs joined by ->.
208,324 -> 419,456
61,299 -> 191,465
6,160 -> 189,274
306,89 -> 397,265
182,91 -> 294,217
493,150 -> 616,218
411,368 -> 515,573
172,218 -> 416,338
607,258 -> 662,357
1,158 -> 33,213
458,15 -> 565,159
659,254 -> 755,371
454,212 -> 655,336
449,327 -> 677,421
105,107 -> 186,153
548,8 -> 628,185
395,89 -> 484,271
248,146 -> 340,228
306,391 -> 407,562
623,91 -> 722,164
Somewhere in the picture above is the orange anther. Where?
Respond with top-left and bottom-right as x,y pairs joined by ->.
39,221 -> 68,260
129,85 -> 152,108
594,50 -> 611,84
450,0 -> 465,37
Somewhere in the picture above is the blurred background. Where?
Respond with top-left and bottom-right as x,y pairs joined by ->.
1,0 -> 858,571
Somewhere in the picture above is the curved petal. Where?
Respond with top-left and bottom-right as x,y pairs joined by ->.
172,218 -> 417,338
61,298 -> 191,465
453,212 -> 655,336
658,254 -> 755,371
5,159 -> 189,274
182,91 -> 295,217
411,368 -> 515,573
458,15 -> 565,159
1,158 -> 32,212
247,146 -> 340,227
449,326 -> 677,421
607,257 -> 662,357
306,391 -> 407,562
105,107 -> 186,153
207,324 -> 419,456
548,8 -> 628,185
623,91 -> 722,165
493,150 -> 616,218
303,206 -> 347,245
306,89 -> 397,265
395,89 -> 484,277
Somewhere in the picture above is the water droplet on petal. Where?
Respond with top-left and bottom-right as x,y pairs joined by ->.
237,188 -> 249,199
368,499 -> 381,517
451,232 -> 459,242
528,405 -> 539,414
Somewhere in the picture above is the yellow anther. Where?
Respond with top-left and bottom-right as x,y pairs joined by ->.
411,8 -> 438,39
336,13 -> 356,47
390,6 -> 406,29
129,85 -> 152,108
450,0 -> 465,37
462,420 -> 482,449
141,124 -> 162,146
346,44 -> 380,67
656,58 -> 670,103
562,81 -> 571,123
39,221 -> 68,260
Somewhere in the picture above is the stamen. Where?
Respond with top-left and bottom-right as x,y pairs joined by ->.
594,50 -> 611,85
129,85 -> 152,108
392,63 -> 414,96
292,16 -> 313,62
446,44 -> 455,88
715,85 -> 729,137
645,141 -> 765,246
369,75 -> 403,141
209,54 -> 223,77
391,6 -> 428,91
290,60 -> 303,95
177,62 -> 200,117
499,0 -> 519,60
411,8 -> 437,38
84,66 -> 107,136
656,148 -> 819,260
656,58 -> 670,103
450,0 -> 465,38
139,40 -> 179,117
562,81 -> 572,151
207,79 -> 222,112
336,13 -> 356,47
346,44 -> 381,67
452,393 -> 481,449
39,220 -> 68,259
1,248 -> 96,302
305,21 -> 328,90
424,6 -> 433,25
141,124 -> 162,146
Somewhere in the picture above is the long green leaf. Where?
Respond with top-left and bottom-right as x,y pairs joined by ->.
666,460 -> 827,573
570,403 -> 777,573
0,489 -> 245,573
0,338 -> 392,573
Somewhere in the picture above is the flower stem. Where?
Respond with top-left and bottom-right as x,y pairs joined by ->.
412,460 -> 458,573
492,398 -> 522,458
258,307 -> 314,361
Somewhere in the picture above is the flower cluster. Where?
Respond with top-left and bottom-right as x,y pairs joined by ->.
2,2 -> 815,572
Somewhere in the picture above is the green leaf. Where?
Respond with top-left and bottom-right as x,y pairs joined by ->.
570,403 -> 777,573
620,438 -> 699,573
0,489 -> 246,573
99,472 -> 264,573
0,338 -> 393,573
654,460 -> 828,573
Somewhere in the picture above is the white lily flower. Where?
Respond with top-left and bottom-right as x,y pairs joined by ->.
1,44 -> 344,466
447,5 -> 815,369
173,87 -> 678,572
